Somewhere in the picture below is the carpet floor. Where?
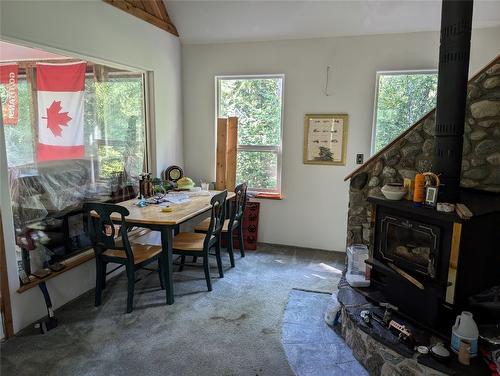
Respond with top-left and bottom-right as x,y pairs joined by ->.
282,289 -> 368,376
1,244 -> 345,376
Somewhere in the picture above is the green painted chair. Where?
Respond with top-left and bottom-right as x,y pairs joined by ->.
174,190 -> 228,290
83,202 -> 164,313
194,183 -> 248,267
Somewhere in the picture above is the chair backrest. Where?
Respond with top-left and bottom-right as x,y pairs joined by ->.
229,182 -> 248,228
83,202 -> 133,259
204,190 -> 228,248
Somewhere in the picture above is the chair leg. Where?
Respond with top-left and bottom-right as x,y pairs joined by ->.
238,225 -> 246,258
215,240 -> 224,278
158,257 -> 165,290
126,265 -> 135,313
227,230 -> 235,268
203,255 -> 212,291
179,255 -> 186,272
192,256 -> 198,264
95,258 -> 103,307
101,262 -> 107,290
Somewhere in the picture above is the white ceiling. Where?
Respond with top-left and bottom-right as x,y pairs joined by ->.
165,0 -> 500,44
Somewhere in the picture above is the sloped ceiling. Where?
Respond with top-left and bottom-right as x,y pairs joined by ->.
165,0 -> 500,44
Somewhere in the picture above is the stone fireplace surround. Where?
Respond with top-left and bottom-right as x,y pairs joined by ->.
337,277 -> 491,376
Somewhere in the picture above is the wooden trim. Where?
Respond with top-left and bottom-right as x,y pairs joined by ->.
468,54 -> 500,82
446,222 -> 462,304
16,250 -> 95,293
226,117 -> 238,191
344,54 -> 500,181
216,118 -> 228,190
149,0 -> 167,20
25,67 -> 39,164
0,213 -> 14,338
344,109 -> 435,181
103,0 -> 179,37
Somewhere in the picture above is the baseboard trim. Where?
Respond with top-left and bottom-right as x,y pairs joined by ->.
256,242 -> 345,254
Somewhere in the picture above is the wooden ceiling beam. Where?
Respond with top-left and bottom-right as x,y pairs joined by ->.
138,0 -> 158,17
152,0 -> 169,21
103,0 -> 179,37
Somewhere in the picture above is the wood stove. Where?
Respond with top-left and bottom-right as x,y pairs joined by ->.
379,215 -> 440,279
366,191 -> 500,332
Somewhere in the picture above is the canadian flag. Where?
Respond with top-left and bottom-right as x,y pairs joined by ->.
37,62 -> 86,162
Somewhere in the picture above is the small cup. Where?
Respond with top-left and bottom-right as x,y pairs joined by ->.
201,182 -> 209,191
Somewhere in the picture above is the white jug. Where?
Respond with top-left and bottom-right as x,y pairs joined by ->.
451,311 -> 479,357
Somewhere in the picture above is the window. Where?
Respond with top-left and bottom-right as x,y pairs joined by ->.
217,75 -> 284,193
2,55 -> 148,264
372,71 -> 438,153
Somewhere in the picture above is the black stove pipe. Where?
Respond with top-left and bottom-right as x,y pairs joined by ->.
432,0 -> 474,202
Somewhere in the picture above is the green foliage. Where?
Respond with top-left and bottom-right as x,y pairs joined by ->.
92,77 -> 145,182
374,73 -> 437,152
237,151 -> 277,189
219,77 -> 282,190
219,78 -> 282,146
98,145 -> 124,178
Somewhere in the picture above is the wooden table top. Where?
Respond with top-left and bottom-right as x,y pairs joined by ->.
111,191 -> 235,226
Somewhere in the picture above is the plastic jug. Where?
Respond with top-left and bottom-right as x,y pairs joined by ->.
346,244 -> 370,287
451,311 -> 479,357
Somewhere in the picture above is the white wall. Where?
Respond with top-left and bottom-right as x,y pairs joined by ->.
0,0 -> 182,332
182,27 -> 500,252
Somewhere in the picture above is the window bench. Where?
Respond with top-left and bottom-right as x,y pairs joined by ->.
17,249 -> 94,293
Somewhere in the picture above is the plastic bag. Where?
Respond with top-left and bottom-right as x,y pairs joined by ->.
324,292 -> 341,326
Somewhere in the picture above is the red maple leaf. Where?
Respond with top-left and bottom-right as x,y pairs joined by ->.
42,100 -> 72,137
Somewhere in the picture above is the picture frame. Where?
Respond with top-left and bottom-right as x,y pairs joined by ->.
303,113 -> 348,165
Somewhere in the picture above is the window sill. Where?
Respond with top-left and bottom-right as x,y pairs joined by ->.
253,192 -> 284,200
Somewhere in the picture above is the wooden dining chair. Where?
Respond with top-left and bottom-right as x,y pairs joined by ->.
83,202 -> 164,313
174,190 -> 227,291
194,183 -> 247,267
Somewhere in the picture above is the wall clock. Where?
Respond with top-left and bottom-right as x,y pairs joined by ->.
164,165 -> 183,182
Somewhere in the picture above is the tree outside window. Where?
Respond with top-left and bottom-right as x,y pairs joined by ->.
372,71 -> 438,153
217,75 -> 284,192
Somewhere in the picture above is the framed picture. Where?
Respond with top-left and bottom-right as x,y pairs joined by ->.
303,113 -> 348,165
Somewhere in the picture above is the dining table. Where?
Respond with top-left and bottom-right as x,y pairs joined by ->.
110,190 -> 235,305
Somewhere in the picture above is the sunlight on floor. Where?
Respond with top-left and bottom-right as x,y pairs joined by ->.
319,263 -> 343,274
311,274 -> 326,280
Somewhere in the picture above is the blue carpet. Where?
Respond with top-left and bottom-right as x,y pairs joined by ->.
282,289 -> 368,376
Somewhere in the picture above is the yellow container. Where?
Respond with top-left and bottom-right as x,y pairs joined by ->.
413,173 -> 425,204
403,178 -> 414,200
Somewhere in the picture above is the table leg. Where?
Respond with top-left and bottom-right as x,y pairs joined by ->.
161,227 -> 174,304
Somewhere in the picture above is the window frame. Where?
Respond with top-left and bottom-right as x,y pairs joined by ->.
370,69 -> 437,155
215,74 -> 285,194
